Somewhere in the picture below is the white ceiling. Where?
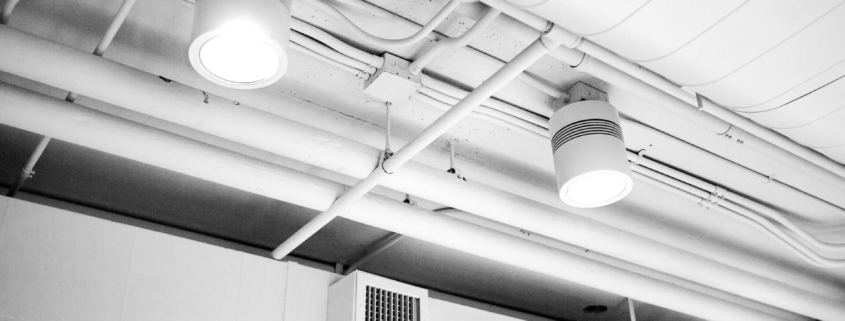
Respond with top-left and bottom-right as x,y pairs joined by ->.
1,0 -> 845,320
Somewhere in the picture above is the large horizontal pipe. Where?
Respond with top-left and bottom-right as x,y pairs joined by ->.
0,81 -> 792,321
1,25 -> 842,319
481,0 -> 845,199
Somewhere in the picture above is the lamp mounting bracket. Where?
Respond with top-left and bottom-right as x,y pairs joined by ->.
553,82 -> 608,110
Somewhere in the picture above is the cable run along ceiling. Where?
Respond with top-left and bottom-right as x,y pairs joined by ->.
516,0 -> 845,163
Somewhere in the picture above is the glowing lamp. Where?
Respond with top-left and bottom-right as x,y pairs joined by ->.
550,100 -> 633,208
189,0 -> 291,89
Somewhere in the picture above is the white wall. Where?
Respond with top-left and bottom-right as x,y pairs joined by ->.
0,196 -> 527,321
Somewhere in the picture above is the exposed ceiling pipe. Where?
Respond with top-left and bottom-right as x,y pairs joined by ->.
439,208 -> 809,321
291,19 -> 385,68
481,0 -> 845,198
409,7 -> 502,74
289,42 -> 371,80
291,31 -> 376,74
632,151 -> 845,257
3,0 -> 137,198
0,25 -> 841,317
270,35 -> 562,259
0,0 -> 20,25
0,84 -> 794,320
311,0 -> 578,105
288,5 -> 845,218
303,0 -> 464,48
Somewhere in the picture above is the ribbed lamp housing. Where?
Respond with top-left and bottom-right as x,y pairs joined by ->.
189,0 -> 291,89
550,100 -> 633,208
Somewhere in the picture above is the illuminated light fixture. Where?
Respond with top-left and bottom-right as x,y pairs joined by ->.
189,0 -> 291,89
550,100 -> 633,208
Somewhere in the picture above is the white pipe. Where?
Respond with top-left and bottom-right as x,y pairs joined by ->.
410,8 -> 501,74
271,36 -> 558,259
313,0 -> 572,106
290,19 -> 384,68
0,0 -> 20,25
440,209 -> 809,321
633,151 -> 845,258
6,135 -> 51,197
484,0 -> 845,201
633,160 -> 845,267
302,0 -> 463,48
94,0 -> 136,56
290,41 -> 370,79
724,190 -> 845,252
2,25 -> 842,317
0,82 -> 343,211
413,91 -> 549,139
0,84 -> 789,321
291,31 -> 376,74
575,35 -> 845,189
421,75 -> 550,127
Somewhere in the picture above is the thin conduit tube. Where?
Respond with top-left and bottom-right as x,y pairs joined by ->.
8,0 -> 137,196
724,190 -> 845,252
291,31 -> 376,74
412,92 -> 548,141
484,1 -> 845,198
271,37 -> 558,259
575,37 -> 845,186
720,199 -> 845,268
4,23 -> 841,311
6,136 -> 51,197
633,151 -> 845,251
421,75 -> 549,127
302,0 -> 463,49
291,19 -> 383,68
516,72 -> 565,98
410,8 -> 501,73
66,0 -> 137,103
623,120 -> 845,217
0,82 -> 795,321
632,171 -> 828,268
417,89 -> 548,135
633,163 -> 845,267
0,0 -> 20,25
308,0 -> 566,104
290,42 -> 370,79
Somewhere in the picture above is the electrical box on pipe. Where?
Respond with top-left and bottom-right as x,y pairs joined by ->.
364,53 -> 422,104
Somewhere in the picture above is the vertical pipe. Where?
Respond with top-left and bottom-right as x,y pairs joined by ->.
6,135 -> 51,197
270,37 -> 558,259
385,102 -> 393,152
12,0 -> 138,197
628,298 -> 637,321
0,0 -> 21,25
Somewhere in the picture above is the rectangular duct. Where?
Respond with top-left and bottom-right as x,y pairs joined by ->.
328,271 -> 429,321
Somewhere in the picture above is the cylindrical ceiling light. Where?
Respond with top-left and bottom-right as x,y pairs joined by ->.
550,100 -> 633,208
189,0 -> 291,89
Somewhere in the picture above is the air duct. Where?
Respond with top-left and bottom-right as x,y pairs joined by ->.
188,0 -> 291,89
550,100 -> 632,208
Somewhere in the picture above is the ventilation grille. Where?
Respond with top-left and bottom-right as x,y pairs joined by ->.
365,285 -> 420,321
551,119 -> 623,154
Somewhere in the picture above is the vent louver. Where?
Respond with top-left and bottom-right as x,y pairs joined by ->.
328,271 -> 428,321
551,118 -> 623,154
365,285 -> 420,321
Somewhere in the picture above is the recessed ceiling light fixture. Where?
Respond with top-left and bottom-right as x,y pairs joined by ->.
188,0 -> 291,89
550,99 -> 633,208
